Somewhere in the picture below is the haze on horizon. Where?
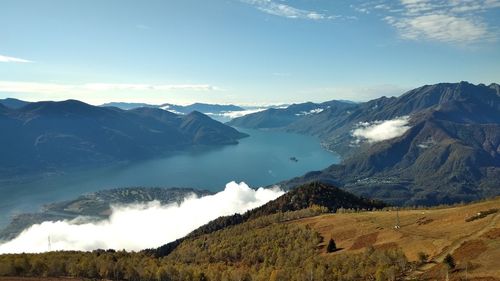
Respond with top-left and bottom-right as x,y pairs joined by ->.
1,0 -> 500,106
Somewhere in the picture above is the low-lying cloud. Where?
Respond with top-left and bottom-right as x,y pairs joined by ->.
0,182 -> 284,254
352,116 -> 411,143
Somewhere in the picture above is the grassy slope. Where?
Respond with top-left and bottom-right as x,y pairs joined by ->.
294,197 -> 500,280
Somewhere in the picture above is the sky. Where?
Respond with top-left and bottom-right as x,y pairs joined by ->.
1,0 -> 499,106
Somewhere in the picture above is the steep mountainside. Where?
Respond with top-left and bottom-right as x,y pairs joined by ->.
0,100 -> 247,181
278,82 -> 500,205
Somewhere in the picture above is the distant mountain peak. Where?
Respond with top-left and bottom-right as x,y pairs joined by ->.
186,110 -> 207,117
0,98 -> 30,109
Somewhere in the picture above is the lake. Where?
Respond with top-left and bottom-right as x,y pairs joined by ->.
0,128 -> 339,227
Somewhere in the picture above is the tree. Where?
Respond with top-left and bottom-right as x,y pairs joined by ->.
443,254 -> 455,270
326,238 -> 337,253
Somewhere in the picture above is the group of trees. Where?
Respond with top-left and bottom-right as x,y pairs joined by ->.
0,247 -> 409,281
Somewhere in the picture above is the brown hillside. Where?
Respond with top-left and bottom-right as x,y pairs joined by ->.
294,197 -> 500,280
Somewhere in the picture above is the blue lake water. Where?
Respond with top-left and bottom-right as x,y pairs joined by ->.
0,128 -> 339,227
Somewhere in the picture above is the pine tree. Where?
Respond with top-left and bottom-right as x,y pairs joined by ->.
326,238 -> 337,253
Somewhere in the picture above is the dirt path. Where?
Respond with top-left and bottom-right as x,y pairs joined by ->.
416,211 -> 500,273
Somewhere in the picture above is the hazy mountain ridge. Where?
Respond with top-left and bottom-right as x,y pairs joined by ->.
101,101 -> 245,114
0,100 -> 247,182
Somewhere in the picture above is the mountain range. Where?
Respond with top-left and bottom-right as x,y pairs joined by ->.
0,100 -> 247,182
230,82 -> 500,205
0,99 -> 250,122
101,101 -> 244,113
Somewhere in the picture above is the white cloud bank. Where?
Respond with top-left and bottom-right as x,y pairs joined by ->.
0,181 -> 284,254
352,116 -> 411,143
0,54 -> 32,63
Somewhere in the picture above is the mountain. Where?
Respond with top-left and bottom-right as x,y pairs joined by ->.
160,102 -> 244,114
100,102 -> 157,110
101,101 -> 244,114
148,181 -> 385,257
0,98 -> 30,109
2,196 -> 499,280
275,82 -> 500,205
0,100 -> 248,181
162,196 -> 500,281
228,100 -> 356,129
101,102 -> 246,122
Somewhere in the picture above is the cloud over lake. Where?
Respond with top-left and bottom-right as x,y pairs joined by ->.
0,182 -> 284,254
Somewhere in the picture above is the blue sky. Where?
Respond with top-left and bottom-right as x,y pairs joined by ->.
1,0 -> 499,105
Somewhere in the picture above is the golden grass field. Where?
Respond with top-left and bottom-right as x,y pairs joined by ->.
294,197 -> 500,280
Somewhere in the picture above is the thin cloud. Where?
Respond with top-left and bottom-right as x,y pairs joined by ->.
136,24 -> 151,30
355,0 -> 500,44
242,0 -> 336,20
0,54 -> 33,63
0,81 -> 219,95
386,13 -> 488,43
